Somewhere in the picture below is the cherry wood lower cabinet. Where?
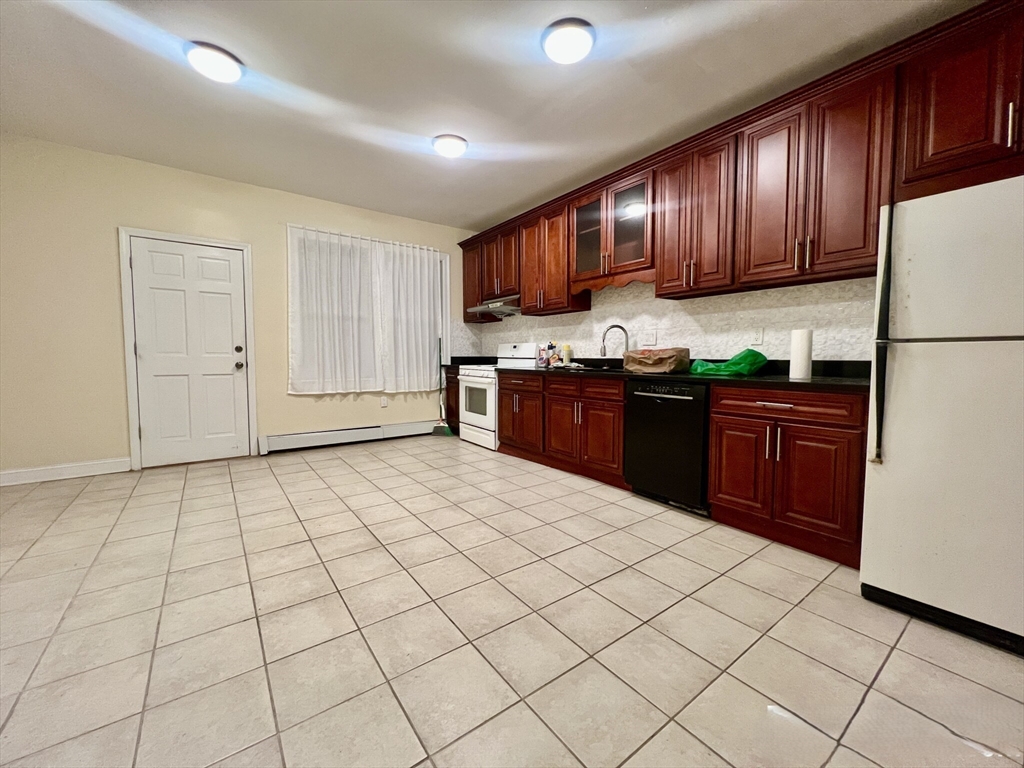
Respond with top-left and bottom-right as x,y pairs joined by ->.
498,389 -> 543,453
444,367 -> 460,435
708,386 -> 868,567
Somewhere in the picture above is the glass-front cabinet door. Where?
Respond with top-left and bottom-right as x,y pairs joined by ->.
608,172 -> 653,272
570,191 -> 604,280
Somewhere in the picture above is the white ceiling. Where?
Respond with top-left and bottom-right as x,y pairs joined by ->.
0,0 -> 974,232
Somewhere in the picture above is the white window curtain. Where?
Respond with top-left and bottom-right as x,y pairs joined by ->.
288,225 -> 448,394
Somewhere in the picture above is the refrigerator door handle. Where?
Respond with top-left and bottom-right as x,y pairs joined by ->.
870,203 -> 895,463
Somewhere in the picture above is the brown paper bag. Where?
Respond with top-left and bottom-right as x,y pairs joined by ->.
623,348 -> 691,374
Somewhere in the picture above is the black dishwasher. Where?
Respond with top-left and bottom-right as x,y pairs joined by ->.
623,380 -> 709,515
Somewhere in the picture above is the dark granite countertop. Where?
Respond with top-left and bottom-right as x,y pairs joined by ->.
448,356 -> 869,393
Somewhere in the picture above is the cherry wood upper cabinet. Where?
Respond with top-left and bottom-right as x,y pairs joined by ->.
736,105 -> 809,285
462,244 -> 498,324
481,228 -> 519,301
656,136 -> 736,297
896,8 -> 1024,201
521,208 -> 591,316
570,171 -> 655,291
805,69 -> 894,275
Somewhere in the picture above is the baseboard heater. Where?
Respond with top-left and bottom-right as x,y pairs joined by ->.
259,420 -> 437,454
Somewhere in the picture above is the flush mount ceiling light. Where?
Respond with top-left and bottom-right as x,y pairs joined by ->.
432,134 -> 469,158
542,18 -> 595,65
186,41 -> 244,83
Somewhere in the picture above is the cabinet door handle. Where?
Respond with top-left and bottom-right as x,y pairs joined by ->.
805,236 -> 812,270
793,239 -> 801,270
682,259 -> 688,288
765,425 -> 770,459
776,426 -> 782,461
755,401 -> 794,409
539,289 -> 544,309
690,258 -> 696,287
1009,102 -> 1016,149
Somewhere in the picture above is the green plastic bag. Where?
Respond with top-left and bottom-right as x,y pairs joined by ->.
689,349 -> 768,376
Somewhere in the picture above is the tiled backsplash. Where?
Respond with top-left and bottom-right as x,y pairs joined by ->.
453,278 -> 877,361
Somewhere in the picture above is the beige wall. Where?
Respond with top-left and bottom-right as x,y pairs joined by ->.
0,135 -> 475,472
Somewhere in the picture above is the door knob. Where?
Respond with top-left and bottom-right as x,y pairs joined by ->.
235,361 -> 244,369
235,345 -> 243,353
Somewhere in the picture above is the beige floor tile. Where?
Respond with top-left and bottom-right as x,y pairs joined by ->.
30,608 -> 159,686
540,588 -> 640,654
678,674 -> 835,768
370,516 -> 433,544
511,525 -> 580,557
409,553 -> 490,598
341,570 -> 430,626
622,722 -> 730,768
1,570 -> 84,614
598,626 -> 719,715
433,702 -> 582,768
874,649 -> 1023,761
237,508 -> 299,534
591,568 -> 684,620
0,638 -> 47,696
669,536 -> 749,573
769,607 -> 889,684
0,602 -> 67,649
1,546 -> 99,583
633,551 -> 717,595
311,527 -> 379,560
529,659 -> 666,768
842,690 -> 1019,768
147,618 -> 263,707
299,511 -> 363,538
416,505 -> 476,531
0,654 -> 149,763
79,552 -> 168,593
170,536 -> 245,572
28,528 -> 115,556
400,493 -> 452,515
241,523 -> 308,555
624,519 -> 691,547
2,715 -> 140,768
519,499 -> 577,524
280,684 -> 426,768
588,503 -> 646,529
350,501 -> 412,526
246,541 -> 320,581
801,584 -> 909,645
59,575 -> 165,632
96,532 -> 175,565
754,541 -> 837,580
164,556 -> 248,604
252,563 -> 335,615
158,584 -> 254,647
823,565 -> 861,595
258,593 -> 356,662
692,576 -> 791,632
136,668 -> 275,768
650,599 -> 760,668
363,602 -> 467,678
268,632 -> 384,728
324,546 -> 402,589
438,520 -> 504,549
825,746 -> 881,768
475,614 -> 586,695
731,637 -> 866,738
179,505 -> 237,529
464,538 -> 538,576
697,525 -> 770,555
392,645 -> 518,752
548,544 -> 626,585
497,560 -> 585,610
386,532 -> 457,568
438,579 -> 531,639
588,530 -> 659,565
897,619 -> 1024,702
727,558 -> 818,603
173,519 -> 240,548
551,514 -> 615,542
485,509 -> 545,536
210,737 -> 284,768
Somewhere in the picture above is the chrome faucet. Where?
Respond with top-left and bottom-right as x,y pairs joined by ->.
600,324 -> 630,357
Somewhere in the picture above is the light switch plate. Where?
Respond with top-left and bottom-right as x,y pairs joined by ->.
752,328 -> 764,346
640,330 -> 657,347
380,396 -> 388,408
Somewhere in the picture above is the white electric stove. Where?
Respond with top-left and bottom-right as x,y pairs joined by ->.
458,343 -> 537,450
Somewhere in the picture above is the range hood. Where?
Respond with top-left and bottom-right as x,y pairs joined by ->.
468,295 -> 521,318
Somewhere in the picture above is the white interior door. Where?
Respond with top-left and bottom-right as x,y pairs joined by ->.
130,236 -> 250,466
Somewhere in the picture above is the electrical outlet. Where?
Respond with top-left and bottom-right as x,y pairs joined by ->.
752,328 -> 764,346
380,396 -> 388,408
640,330 -> 657,347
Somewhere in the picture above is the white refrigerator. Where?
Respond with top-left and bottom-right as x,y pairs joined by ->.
861,175 -> 1024,639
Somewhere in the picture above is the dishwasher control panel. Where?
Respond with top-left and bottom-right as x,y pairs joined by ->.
629,381 -> 704,400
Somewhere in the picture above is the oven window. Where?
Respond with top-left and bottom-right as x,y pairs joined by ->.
465,385 -> 489,416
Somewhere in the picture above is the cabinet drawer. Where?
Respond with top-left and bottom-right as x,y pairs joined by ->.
580,378 -> 625,401
711,386 -> 865,426
498,373 -> 543,392
545,377 -> 581,396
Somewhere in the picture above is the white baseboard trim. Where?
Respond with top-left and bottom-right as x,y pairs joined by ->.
0,457 -> 133,487
262,420 -> 437,454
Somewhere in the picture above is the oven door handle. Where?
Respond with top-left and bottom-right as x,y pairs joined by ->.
458,375 -> 496,385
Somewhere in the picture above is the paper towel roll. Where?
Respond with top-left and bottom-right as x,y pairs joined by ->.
790,329 -> 813,380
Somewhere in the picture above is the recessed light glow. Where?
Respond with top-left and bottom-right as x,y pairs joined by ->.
623,202 -> 647,218
432,134 -> 468,158
186,41 -> 244,83
542,18 -> 595,65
